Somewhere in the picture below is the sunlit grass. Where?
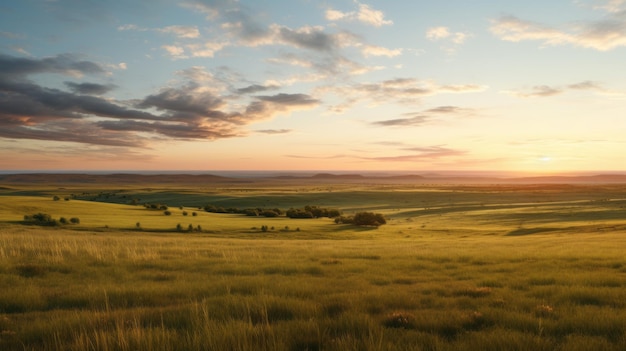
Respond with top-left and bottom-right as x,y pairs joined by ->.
1,183 -> 626,349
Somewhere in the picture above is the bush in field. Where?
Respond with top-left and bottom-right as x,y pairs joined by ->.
145,203 -> 168,211
286,206 -> 341,219
59,217 -> 68,225
53,195 -> 60,201
182,211 -> 188,216
24,213 -> 58,226
353,212 -> 386,226
70,217 -> 80,224
335,212 -> 386,227
164,210 -> 172,216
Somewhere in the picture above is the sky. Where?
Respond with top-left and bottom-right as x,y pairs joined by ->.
1,0 -> 626,173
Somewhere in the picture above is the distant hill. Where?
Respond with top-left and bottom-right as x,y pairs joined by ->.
0,173 -> 234,184
1,172 -> 626,185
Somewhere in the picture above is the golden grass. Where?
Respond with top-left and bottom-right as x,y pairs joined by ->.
1,182 -> 626,350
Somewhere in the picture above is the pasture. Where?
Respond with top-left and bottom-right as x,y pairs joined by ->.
1,178 -> 626,350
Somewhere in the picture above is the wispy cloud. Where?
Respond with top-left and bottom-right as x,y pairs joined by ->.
285,145 -> 465,163
321,78 -> 486,112
372,106 -> 475,127
118,24 -> 200,38
491,11 -> 626,51
325,2 -> 393,27
504,80 -> 605,98
256,129 -> 292,135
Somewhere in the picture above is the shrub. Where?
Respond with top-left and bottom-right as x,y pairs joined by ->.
192,212 -> 197,216
69,217 -> 80,224
353,212 -> 386,227
164,210 -> 172,216
59,217 -> 68,225
182,211 -> 188,216
53,195 -> 60,201
24,213 -> 58,226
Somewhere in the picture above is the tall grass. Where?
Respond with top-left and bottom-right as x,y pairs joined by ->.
2,183 -> 626,350
1,223 -> 625,350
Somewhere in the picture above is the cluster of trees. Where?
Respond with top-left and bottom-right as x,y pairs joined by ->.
204,204 -> 283,218
285,206 -> 341,219
334,212 -> 386,227
23,213 -> 80,226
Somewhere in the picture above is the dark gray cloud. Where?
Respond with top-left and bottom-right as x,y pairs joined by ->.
97,119 -> 239,140
256,93 -> 319,105
274,25 -> 336,51
0,53 -> 105,80
237,84 -> 280,94
0,53 -> 319,147
64,81 -> 117,95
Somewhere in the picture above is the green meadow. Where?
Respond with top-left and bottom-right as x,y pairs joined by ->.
1,180 -> 626,350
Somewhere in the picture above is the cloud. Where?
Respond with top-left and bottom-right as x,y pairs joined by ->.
426,26 -> 471,53
363,146 -> 465,162
426,26 -> 451,41
491,13 -> 626,51
0,53 -> 105,79
325,3 -> 393,27
158,25 -> 200,38
371,105 -> 474,127
323,78 -> 486,111
0,53 -> 317,147
372,115 -> 429,127
186,41 -> 229,57
256,93 -> 319,106
246,93 -> 320,118
237,84 -> 280,94
593,0 -> 626,13
118,24 -> 200,38
161,45 -> 187,59
505,80 -> 604,98
256,129 -> 292,135
64,82 -> 116,95
285,145 -> 465,163
360,44 -> 402,57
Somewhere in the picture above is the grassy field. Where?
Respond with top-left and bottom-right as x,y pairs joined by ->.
1,180 -> 626,350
